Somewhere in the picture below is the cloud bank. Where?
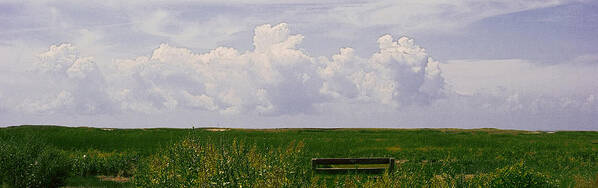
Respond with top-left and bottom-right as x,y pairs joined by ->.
0,23 -> 596,130
14,23 -> 443,116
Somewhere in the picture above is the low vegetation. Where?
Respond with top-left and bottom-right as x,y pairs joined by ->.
134,138 -> 309,187
0,126 -> 596,187
0,138 -> 70,188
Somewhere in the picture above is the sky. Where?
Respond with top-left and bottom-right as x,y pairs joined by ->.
0,0 -> 597,130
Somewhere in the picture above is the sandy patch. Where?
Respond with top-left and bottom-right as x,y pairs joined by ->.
97,175 -> 129,183
395,159 -> 408,164
386,146 -> 401,152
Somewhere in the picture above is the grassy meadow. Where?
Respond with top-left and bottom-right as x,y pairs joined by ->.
0,125 -> 597,187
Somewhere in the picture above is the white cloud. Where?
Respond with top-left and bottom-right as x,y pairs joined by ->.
37,43 -> 80,74
21,43 -> 114,114
109,23 -> 446,115
112,23 -> 321,115
8,23 -> 444,116
2,22 -> 596,130
318,34 -> 445,107
36,43 -> 105,84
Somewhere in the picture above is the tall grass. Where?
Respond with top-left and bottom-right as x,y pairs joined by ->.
0,133 -> 139,187
134,137 -> 562,187
134,137 -> 311,187
1,126 -> 596,187
0,138 -> 71,188
70,150 -> 139,177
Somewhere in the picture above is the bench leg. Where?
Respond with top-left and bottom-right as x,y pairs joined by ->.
389,158 -> 395,172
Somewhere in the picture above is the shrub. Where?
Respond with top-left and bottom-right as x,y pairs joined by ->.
0,139 -> 71,188
134,137 -> 310,187
70,150 -> 139,177
471,161 -> 558,187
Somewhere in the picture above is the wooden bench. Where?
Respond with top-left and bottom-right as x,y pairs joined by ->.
311,158 -> 395,173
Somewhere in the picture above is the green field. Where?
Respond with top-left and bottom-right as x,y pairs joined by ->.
1,125 -> 597,187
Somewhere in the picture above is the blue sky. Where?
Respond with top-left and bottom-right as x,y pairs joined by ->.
0,0 -> 597,130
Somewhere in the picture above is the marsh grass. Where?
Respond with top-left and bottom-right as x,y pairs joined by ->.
133,137 -> 311,187
70,150 -> 139,177
0,126 -> 596,187
0,137 -> 71,188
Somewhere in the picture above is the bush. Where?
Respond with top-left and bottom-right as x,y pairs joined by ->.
134,137 -> 310,187
70,150 -> 139,177
0,139 -> 71,188
471,161 -> 558,187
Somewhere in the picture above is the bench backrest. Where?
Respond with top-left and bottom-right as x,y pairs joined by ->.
311,158 -> 395,172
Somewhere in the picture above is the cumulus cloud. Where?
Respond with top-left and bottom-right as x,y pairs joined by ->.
18,23 -> 595,119
110,23 -> 313,115
21,43 -> 114,114
3,22 -> 596,130
7,23 -> 445,116
318,35 -> 445,107
107,23 -> 445,115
